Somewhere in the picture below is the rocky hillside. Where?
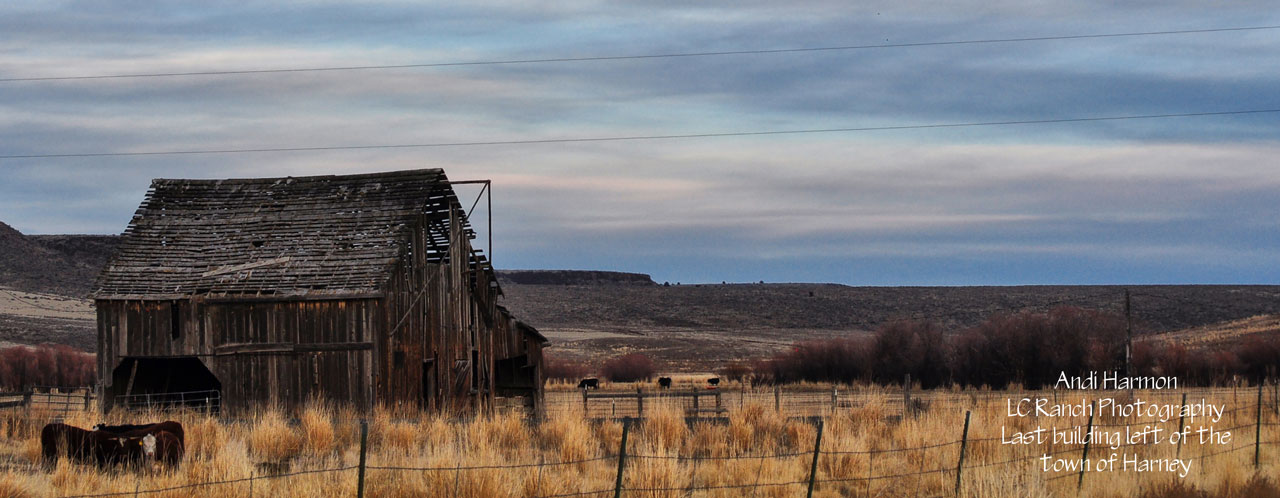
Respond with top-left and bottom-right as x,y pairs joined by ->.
0,222 -> 118,297
498,283 -> 1280,334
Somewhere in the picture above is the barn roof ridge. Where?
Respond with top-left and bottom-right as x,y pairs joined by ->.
149,167 -> 447,185
91,168 -> 490,300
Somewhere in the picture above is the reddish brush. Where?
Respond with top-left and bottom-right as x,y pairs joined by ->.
601,353 -> 654,382
0,344 -> 95,390
543,353 -> 593,380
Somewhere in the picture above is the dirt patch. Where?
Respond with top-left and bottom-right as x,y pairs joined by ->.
0,287 -> 94,320
1144,313 -> 1280,350
545,326 -> 863,372
0,314 -> 95,351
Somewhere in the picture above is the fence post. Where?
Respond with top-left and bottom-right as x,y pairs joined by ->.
775,385 -> 781,413
693,390 -> 700,415
831,386 -> 838,414
715,390 -> 722,415
1256,382 -> 1263,469
866,448 -> 874,498
614,417 -> 631,498
83,390 -> 91,411
955,410 -> 971,496
903,374 -> 912,419
1078,401 -> 1096,492
249,472 -> 254,498
806,419 -> 824,498
357,420 -> 368,498
1176,392 -> 1187,458
636,388 -> 644,418
22,391 -> 31,408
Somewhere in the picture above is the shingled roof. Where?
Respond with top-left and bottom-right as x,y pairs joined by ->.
92,169 -> 489,300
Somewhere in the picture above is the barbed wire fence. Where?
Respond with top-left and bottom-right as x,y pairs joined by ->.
2,382 -> 1274,497
549,382 -> 1272,420
22,383 -> 1269,498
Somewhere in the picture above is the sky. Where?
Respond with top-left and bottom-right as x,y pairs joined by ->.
2,1 -> 1278,286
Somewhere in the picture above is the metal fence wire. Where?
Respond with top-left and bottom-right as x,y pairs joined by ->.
5,383 -> 1276,497
33,398 -> 1273,498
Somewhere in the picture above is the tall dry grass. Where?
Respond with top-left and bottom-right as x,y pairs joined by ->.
0,388 -> 1276,497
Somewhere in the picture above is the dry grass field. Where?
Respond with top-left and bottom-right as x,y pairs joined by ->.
1,385 -> 1277,498
0,288 -> 95,352
1146,314 -> 1280,351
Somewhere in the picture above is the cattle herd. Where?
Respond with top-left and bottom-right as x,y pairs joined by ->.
578,377 -> 721,389
40,421 -> 184,471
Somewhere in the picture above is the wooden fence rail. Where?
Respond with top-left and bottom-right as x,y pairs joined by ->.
0,389 -> 96,414
582,388 -> 725,418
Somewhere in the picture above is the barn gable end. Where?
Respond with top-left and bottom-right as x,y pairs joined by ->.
91,169 -> 546,415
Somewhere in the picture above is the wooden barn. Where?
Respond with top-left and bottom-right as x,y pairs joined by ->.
90,169 -> 547,415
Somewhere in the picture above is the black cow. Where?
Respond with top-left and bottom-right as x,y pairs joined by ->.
96,435 -> 146,468
40,423 -> 97,467
658,377 -> 672,389
707,377 -> 721,387
40,423 -> 148,469
577,378 -> 599,390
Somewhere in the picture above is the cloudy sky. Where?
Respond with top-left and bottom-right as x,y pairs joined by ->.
2,1 -> 1278,285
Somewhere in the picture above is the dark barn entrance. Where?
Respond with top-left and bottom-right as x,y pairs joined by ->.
110,357 -> 222,412
495,355 -> 537,391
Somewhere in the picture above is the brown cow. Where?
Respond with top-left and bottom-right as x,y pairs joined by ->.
93,421 -> 185,449
140,431 -> 184,470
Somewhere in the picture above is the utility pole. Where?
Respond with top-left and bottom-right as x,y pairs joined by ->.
1124,289 -> 1133,389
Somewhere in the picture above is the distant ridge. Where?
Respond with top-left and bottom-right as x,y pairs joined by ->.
497,270 -> 656,286
0,222 -> 118,297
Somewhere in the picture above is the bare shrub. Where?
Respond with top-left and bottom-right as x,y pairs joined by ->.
716,362 -> 752,383
543,352 -> 592,380
760,307 -> 1138,388
0,344 -> 95,390
1233,335 -> 1280,382
872,320 -> 950,387
600,353 -> 654,382
751,333 -> 874,384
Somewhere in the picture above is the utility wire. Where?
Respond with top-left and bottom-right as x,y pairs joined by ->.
2,25 -> 1278,83
2,108 -> 1277,159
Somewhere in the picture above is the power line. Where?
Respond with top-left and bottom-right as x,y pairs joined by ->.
2,108 -> 1276,160
2,25 -> 1277,83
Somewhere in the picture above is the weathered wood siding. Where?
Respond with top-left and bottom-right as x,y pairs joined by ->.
96,298 -> 377,413
380,210 -> 501,411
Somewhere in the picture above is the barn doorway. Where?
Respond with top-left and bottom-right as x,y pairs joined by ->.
494,355 -> 537,413
421,359 -> 436,410
110,357 -> 222,412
